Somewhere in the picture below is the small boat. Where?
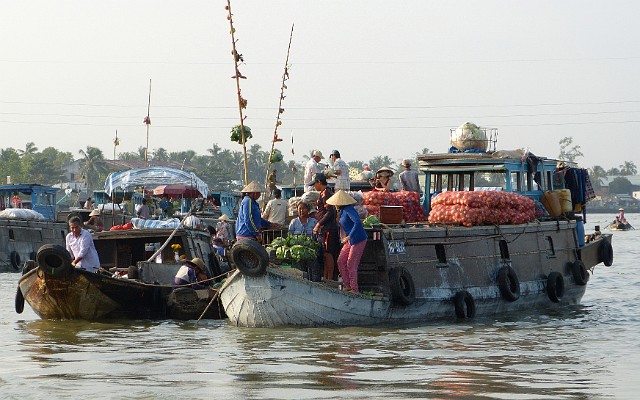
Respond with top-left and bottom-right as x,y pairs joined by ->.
610,222 -> 633,231
0,184 -> 68,272
17,227 -> 226,320
219,142 -> 613,328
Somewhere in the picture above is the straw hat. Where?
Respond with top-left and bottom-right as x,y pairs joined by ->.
376,166 -> 395,177
218,214 -> 230,221
619,208 -> 624,211
326,190 -> 357,206
311,150 -> 324,159
185,257 -> 205,270
89,209 -> 101,217
241,181 -> 265,193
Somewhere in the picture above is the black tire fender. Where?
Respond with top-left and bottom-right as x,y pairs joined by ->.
229,239 -> 269,277
497,265 -> 520,302
389,267 -> 416,306
15,286 -> 25,314
9,251 -> 21,271
598,240 -> 613,267
454,290 -> 476,319
546,272 -> 565,303
570,260 -> 589,286
37,244 -> 72,278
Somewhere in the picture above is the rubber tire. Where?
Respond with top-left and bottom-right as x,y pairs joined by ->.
546,272 -> 565,303
570,260 -> 589,286
37,244 -> 72,278
229,239 -> 269,277
389,267 -> 416,306
497,265 -> 520,302
454,290 -> 476,319
599,241 -> 613,267
9,251 -> 21,271
15,286 -> 25,314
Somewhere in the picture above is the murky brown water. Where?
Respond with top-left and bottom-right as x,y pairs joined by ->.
1,213 -> 638,399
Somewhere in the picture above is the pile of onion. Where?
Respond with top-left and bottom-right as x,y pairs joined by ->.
362,190 -> 427,223
428,191 -> 535,227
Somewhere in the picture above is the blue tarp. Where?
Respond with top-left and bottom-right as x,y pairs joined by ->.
104,167 -> 208,198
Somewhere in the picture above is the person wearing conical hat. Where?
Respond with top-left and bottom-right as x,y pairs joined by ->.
235,181 -> 271,241
174,257 -> 208,289
373,166 -> 394,192
215,213 -> 234,245
326,190 -> 367,293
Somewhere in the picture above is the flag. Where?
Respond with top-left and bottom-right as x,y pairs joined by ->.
143,116 -> 151,125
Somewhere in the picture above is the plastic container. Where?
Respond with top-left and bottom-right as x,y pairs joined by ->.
380,206 -> 403,224
555,189 -> 572,214
541,191 -> 561,217
575,216 -> 585,246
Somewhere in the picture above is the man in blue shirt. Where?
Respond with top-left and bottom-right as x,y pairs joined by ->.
235,181 -> 271,241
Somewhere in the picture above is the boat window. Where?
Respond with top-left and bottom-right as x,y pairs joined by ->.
545,171 -> 552,191
435,244 -> 446,264
61,230 -> 66,239
545,236 -> 556,257
510,172 -> 521,192
9,229 -> 15,241
499,240 -> 510,260
474,172 -> 506,190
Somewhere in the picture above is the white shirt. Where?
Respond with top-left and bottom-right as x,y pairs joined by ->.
333,157 -> 351,191
304,158 -> 321,192
262,198 -> 288,226
66,229 -> 101,272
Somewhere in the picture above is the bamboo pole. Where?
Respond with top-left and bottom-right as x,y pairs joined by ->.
144,79 -> 152,167
225,0 -> 249,185
262,24 -> 295,209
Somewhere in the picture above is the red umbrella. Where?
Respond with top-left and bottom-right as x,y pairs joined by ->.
153,184 -> 201,198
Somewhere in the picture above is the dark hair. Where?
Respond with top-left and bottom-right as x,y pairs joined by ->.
68,216 -> 83,225
330,150 -> 340,158
298,201 -> 311,211
207,225 -> 216,235
273,188 -> 282,197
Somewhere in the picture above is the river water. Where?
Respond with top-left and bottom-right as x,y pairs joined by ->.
1,214 -> 639,399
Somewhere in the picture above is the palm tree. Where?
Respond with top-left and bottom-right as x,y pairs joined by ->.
588,165 -> 607,191
619,161 -> 637,176
152,147 -> 169,162
78,146 -> 107,193
18,142 -> 38,157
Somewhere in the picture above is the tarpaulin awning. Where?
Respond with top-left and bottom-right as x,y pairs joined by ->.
153,184 -> 201,198
104,167 -> 209,198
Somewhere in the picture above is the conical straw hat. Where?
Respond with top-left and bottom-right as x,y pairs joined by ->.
241,181 -> 265,193
326,190 -> 357,206
376,166 -> 394,176
218,214 -> 230,221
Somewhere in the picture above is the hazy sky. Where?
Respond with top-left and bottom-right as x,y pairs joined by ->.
1,1 -> 639,170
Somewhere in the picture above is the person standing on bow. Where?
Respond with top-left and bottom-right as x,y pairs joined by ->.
311,173 -> 340,281
66,216 -> 101,273
235,181 -> 271,242
399,159 -> 421,193
304,150 -> 324,192
326,190 -> 367,293
329,150 -> 351,191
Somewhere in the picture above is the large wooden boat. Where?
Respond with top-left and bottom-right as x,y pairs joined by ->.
17,227 -> 226,320
0,184 -> 68,272
219,148 -> 614,327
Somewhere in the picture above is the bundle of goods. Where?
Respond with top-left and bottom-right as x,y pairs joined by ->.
428,191 -> 535,227
450,122 -> 487,151
266,235 -> 319,265
0,209 -> 46,220
288,197 -> 302,217
362,190 -> 427,223
301,191 -> 320,209
346,190 -> 368,219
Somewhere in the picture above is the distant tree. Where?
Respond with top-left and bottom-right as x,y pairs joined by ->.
606,167 -> 621,176
416,147 -> 432,156
0,148 -> 24,183
558,137 -> 583,164
588,165 -> 607,191
18,142 -> 38,157
368,155 -> 396,173
608,176 -> 632,194
619,161 -> 637,176
152,147 -> 169,162
78,146 -> 107,193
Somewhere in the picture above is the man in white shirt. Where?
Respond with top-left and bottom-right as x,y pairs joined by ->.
329,150 -> 350,191
304,150 -> 324,192
262,188 -> 287,227
66,216 -> 101,273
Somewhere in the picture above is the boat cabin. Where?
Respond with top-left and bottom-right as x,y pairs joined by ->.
417,152 -> 561,214
0,184 -> 59,220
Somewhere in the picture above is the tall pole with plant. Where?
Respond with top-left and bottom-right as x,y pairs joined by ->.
262,24 -> 294,208
143,79 -> 152,167
225,0 -> 250,185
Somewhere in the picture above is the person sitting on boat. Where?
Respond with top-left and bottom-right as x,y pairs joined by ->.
158,195 -> 172,218
66,216 -> 101,273
11,192 -> 22,208
617,208 -> 628,225
212,237 -> 226,257
215,214 -> 234,245
326,190 -> 368,293
262,188 -> 287,228
289,201 -> 318,236
235,181 -> 271,242
83,197 -> 94,209
174,257 -> 208,289
84,209 -> 104,232
136,198 -> 151,219
373,167 -> 394,192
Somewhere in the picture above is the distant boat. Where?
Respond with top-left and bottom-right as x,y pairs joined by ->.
610,222 -> 633,231
0,184 -> 68,272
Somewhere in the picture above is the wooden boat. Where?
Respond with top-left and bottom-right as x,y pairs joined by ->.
0,184 -> 68,272
219,148 -> 614,327
610,222 -> 633,231
17,227 -> 227,320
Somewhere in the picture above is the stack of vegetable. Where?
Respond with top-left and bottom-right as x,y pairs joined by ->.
428,191 -> 535,227
362,190 -> 427,223
267,235 -> 319,265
